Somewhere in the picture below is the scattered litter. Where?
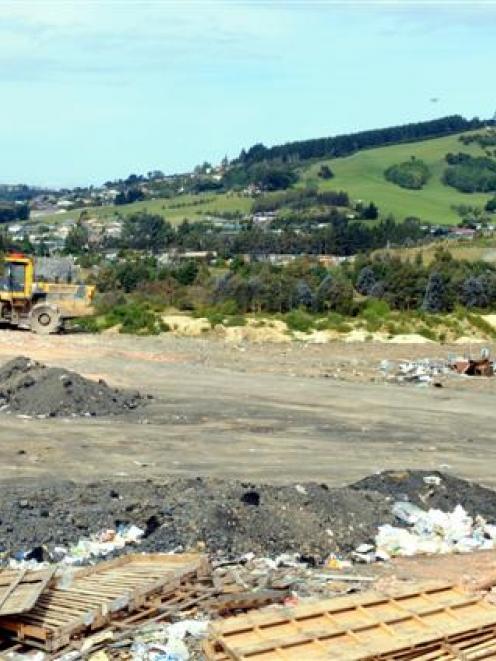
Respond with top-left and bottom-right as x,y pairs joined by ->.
9,524 -> 145,567
423,475 -> 442,486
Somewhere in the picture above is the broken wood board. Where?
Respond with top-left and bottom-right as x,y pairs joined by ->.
0,553 -> 207,652
205,583 -> 496,661
0,568 -> 55,617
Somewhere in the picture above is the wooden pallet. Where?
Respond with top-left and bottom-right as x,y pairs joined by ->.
0,553 -> 207,652
204,583 -> 496,661
0,568 -> 55,617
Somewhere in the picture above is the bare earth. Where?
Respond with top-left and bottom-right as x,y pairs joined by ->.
0,329 -> 495,488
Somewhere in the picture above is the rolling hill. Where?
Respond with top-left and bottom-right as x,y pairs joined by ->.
303,131 -> 494,225
35,128 -> 495,228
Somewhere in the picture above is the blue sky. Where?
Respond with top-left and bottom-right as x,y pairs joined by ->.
0,0 -> 495,187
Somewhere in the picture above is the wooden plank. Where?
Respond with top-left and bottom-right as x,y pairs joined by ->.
0,552 -> 207,651
205,585 -> 496,661
0,568 -> 55,616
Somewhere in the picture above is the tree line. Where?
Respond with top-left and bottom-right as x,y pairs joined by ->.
65,211 -> 427,258
0,203 -> 30,223
92,247 -> 496,318
237,115 -> 484,165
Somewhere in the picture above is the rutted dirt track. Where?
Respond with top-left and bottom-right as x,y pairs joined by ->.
0,330 -> 495,487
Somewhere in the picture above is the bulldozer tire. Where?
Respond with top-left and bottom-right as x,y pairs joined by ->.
29,305 -> 61,335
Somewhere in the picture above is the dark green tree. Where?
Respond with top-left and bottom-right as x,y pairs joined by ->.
317,164 -> 334,179
422,272 -> 448,312
64,222 -> 89,254
121,213 -> 173,252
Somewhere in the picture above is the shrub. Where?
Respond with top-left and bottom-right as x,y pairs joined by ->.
224,315 -> 247,327
105,302 -> 168,335
285,309 -> 315,332
74,316 -> 101,333
361,298 -> 391,320
313,312 -> 344,330
384,158 -> 431,189
207,312 -> 225,328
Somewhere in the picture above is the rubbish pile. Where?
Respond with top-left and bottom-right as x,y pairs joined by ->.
4,550 -> 496,660
5,470 -> 496,565
0,551 -> 373,660
9,523 -> 145,568
379,358 -> 451,385
3,471 -> 496,658
376,501 -> 496,558
379,350 -> 494,385
0,356 -> 148,417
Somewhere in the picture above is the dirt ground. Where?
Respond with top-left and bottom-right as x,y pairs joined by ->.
0,329 -> 495,488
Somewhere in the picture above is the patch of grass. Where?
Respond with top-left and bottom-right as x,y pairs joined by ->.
467,313 -> 496,339
35,191 -> 252,227
418,325 -> 438,341
314,312 -> 345,330
335,322 -> 353,333
224,315 -> 247,327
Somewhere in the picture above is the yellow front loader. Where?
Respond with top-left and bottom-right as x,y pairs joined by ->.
0,253 -> 95,334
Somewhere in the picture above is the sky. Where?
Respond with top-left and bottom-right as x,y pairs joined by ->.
0,0 -> 495,188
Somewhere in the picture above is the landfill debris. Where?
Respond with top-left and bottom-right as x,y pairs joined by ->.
423,475 -> 442,486
204,582 -> 496,661
379,351 -> 494,386
6,472 -> 496,659
9,524 -> 144,567
375,501 -> 496,558
0,356 -> 148,418
380,357 -> 451,385
130,621 -> 208,661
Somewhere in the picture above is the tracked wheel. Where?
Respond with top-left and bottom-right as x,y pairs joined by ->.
29,305 -> 61,335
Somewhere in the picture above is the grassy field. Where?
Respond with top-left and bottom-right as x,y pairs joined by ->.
36,192 -> 252,226
302,131 -> 494,225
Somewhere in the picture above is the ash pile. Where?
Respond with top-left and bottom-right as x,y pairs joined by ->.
0,356 -> 148,418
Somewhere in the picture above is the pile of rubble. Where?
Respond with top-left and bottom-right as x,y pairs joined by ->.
0,357 -> 148,418
379,351 -> 494,385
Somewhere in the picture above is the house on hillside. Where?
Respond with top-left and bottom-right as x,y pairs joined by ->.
448,227 -> 476,240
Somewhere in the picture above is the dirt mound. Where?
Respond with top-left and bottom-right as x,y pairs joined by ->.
353,470 -> 496,522
0,478 -> 394,562
2,471 -> 496,563
0,356 -> 147,418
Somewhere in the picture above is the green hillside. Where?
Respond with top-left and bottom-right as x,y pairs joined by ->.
302,131 -> 493,225
35,129 -> 495,228
37,192 -> 252,226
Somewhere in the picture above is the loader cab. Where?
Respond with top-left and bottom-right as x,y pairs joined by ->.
0,254 -> 33,300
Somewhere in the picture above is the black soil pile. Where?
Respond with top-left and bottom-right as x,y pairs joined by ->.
3,470 -> 496,562
0,478 -> 393,562
0,356 -> 147,418
353,469 -> 496,522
